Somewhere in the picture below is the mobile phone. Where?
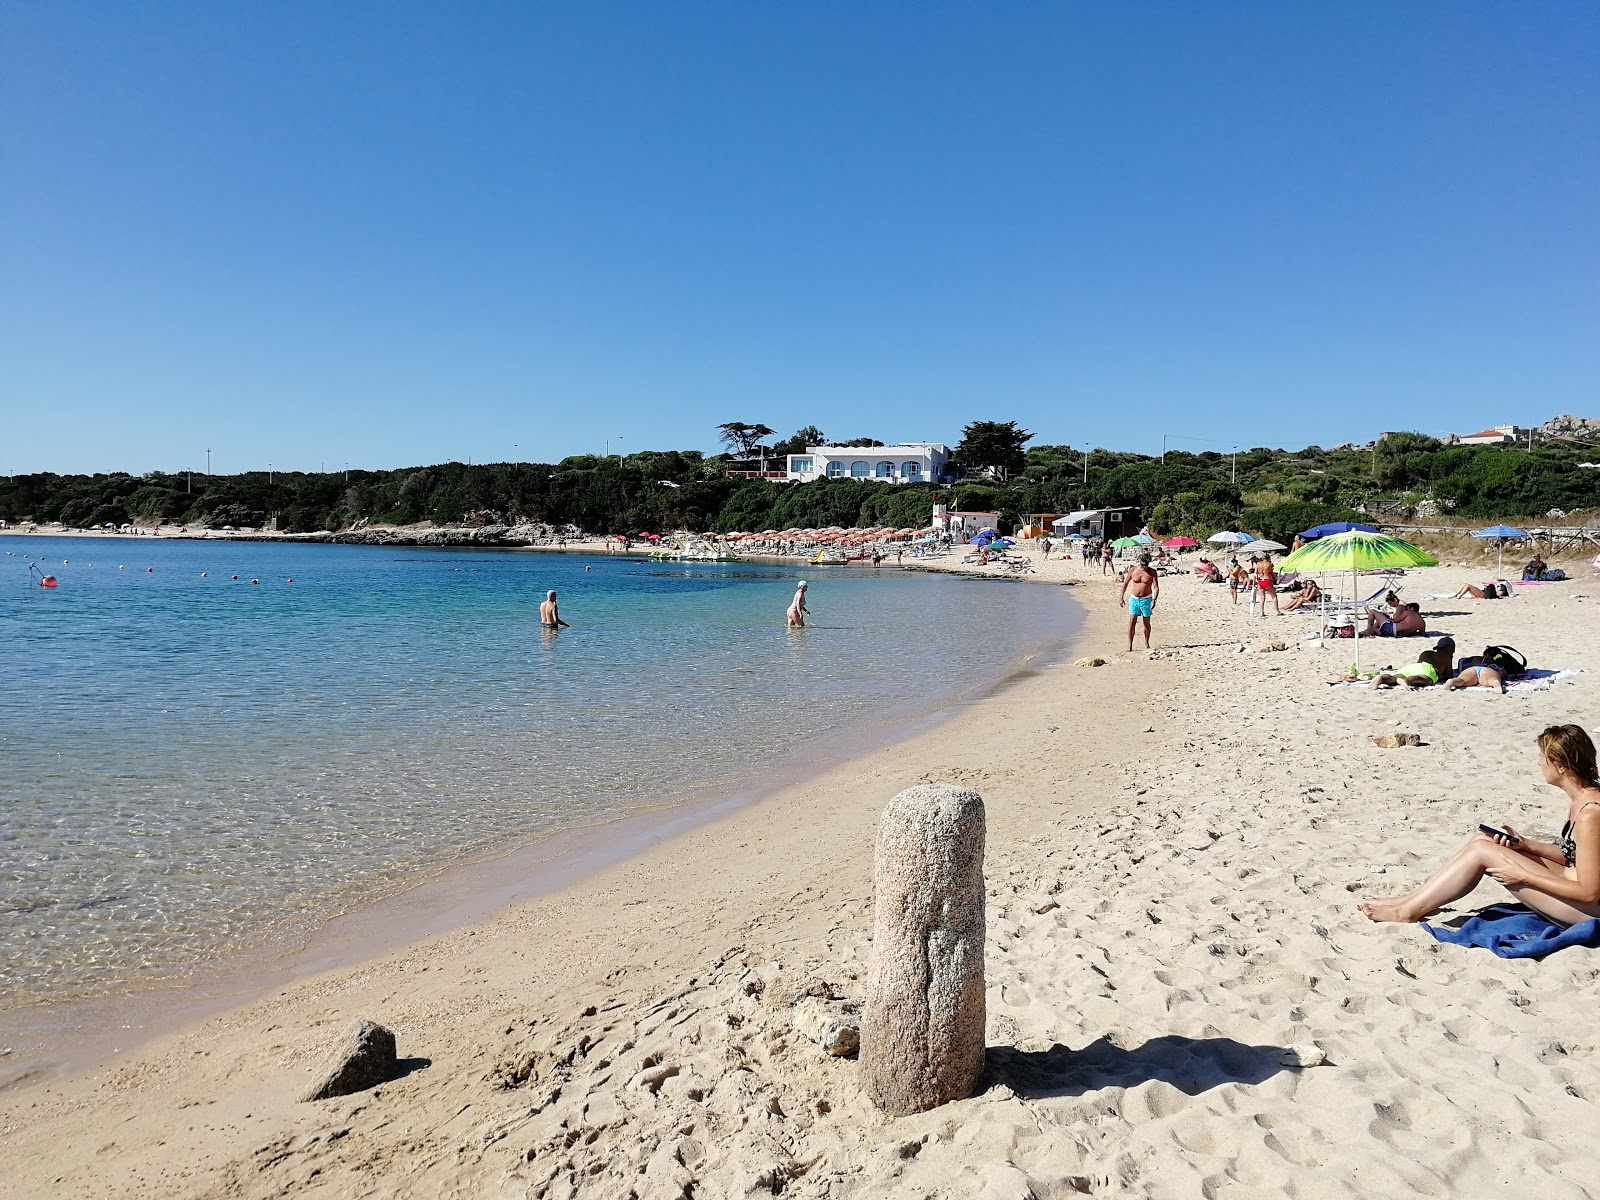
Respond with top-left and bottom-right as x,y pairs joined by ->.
1478,824 -> 1520,844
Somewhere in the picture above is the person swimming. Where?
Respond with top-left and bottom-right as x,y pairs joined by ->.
540,589 -> 569,629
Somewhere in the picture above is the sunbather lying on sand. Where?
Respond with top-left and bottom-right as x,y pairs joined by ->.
1454,581 -> 1511,599
1364,601 -> 1426,637
1369,638 -> 1453,689
1359,724 -> 1600,925
1444,654 -> 1519,694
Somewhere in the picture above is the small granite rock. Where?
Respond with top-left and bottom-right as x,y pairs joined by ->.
1072,656 -> 1106,668
793,997 -> 861,1057
1257,641 -> 1288,653
302,1020 -> 398,1101
1279,1043 -> 1329,1068
1372,733 -> 1422,748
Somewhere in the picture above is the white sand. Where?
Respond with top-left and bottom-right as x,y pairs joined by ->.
3,553 -> 1600,1198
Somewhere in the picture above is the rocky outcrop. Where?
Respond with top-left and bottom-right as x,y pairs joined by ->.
202,522 -> 587,548
302,1020 -> 398,1101
1538,414 -> 1600,440
861,784 -> 987,1116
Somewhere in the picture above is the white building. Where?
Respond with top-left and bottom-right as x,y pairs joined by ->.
1454,424 -> 1522,445
785,443 -> 950,485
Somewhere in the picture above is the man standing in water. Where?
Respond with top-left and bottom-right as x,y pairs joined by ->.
787,580 -> 810,628
1121,553 -> 1159,651
540,590 -> 569,629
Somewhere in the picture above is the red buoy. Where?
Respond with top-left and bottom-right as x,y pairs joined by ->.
40,575 -> 58,588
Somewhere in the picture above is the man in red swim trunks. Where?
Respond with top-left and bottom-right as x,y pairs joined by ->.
1252,553 -> 1281,617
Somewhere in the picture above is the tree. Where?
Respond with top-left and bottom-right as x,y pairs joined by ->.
769,426 -> 826,457
954,421 -> 1032,479
716,423 -> 776,457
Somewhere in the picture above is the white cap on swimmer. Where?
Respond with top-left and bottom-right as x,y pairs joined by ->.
547,590 -> 557,599
797,580 -> 808,587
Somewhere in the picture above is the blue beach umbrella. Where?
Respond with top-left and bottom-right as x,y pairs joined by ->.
1301,521 -> 1379,539
1472,525 -> 1531,579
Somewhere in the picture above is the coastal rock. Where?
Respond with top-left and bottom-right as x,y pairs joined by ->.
861,784 -> 986,1116
1372,733 -> 1422,748
1257,641 -> 1288,653
792,998 -> 861,1057
1279,1043 -> 1329,1068
1073,657 -> 1106,668
302,1020 -> 398,1101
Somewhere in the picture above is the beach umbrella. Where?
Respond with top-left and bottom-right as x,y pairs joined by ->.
1300,521 -> 1379,539
1133,534 -> 1157,545
1111,536 -> 1141,549
1472,525 -> 1530,579
1209,530 -> 1252,544
1238,539 -> 1287,554
1162,536 -> 1200,548
1278,530 -> 1438,668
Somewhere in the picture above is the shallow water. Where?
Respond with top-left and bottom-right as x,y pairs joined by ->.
0,537 -> 1074,1008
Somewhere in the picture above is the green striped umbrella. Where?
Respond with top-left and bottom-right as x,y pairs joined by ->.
1278,529 -> 1437,573
1278,531 -> 1437,668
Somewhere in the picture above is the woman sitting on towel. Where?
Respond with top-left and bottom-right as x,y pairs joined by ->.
1359,724 -> 1600,925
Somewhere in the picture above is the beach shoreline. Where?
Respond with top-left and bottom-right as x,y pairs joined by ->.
0,577 -> 1078,1091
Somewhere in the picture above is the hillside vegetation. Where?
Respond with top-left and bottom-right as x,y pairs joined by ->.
5,428 -> 1599,542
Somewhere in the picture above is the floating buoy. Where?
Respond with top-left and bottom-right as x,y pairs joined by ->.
200,572 -> 208,577
146,567 -> 153,573
119,565 -> 125,569
250,578 -> 259,585
285,578 -> 293,583
40,575 -> 58,588
230,575 -> 238,580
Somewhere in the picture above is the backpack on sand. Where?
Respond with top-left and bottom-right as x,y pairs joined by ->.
1481,645 -> 1528,677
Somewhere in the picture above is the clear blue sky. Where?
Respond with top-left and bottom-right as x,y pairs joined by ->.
3,2 -> 1596,475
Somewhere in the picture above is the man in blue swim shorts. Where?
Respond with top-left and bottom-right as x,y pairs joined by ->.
1121,553 -> 1160,651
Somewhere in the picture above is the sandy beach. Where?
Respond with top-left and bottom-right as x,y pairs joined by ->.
4,549 -> 1600,1198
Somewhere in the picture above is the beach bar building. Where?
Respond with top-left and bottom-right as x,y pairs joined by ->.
1051,507 -> 1140,540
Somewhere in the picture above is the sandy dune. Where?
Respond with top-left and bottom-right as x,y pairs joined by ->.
3,554 -> 1599,1198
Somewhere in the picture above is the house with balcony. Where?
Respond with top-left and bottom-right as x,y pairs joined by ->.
785,443 -> 951,485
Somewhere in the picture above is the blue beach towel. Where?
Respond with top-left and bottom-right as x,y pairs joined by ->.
1422,903 -> 1600,959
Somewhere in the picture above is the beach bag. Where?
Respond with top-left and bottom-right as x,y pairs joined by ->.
1324,623 -> 1355,639
1481,645 -> 1527,677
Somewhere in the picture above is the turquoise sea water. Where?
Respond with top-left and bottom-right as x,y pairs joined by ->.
0,537 -> 1074,1008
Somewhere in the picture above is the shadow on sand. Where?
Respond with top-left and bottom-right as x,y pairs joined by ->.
985,1035 -> 1293,1100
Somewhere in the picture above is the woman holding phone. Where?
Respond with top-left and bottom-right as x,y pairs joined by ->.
1359,724 -> 1600,925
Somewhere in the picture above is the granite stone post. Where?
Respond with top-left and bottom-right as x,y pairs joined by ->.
861,783 -> 986,1115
